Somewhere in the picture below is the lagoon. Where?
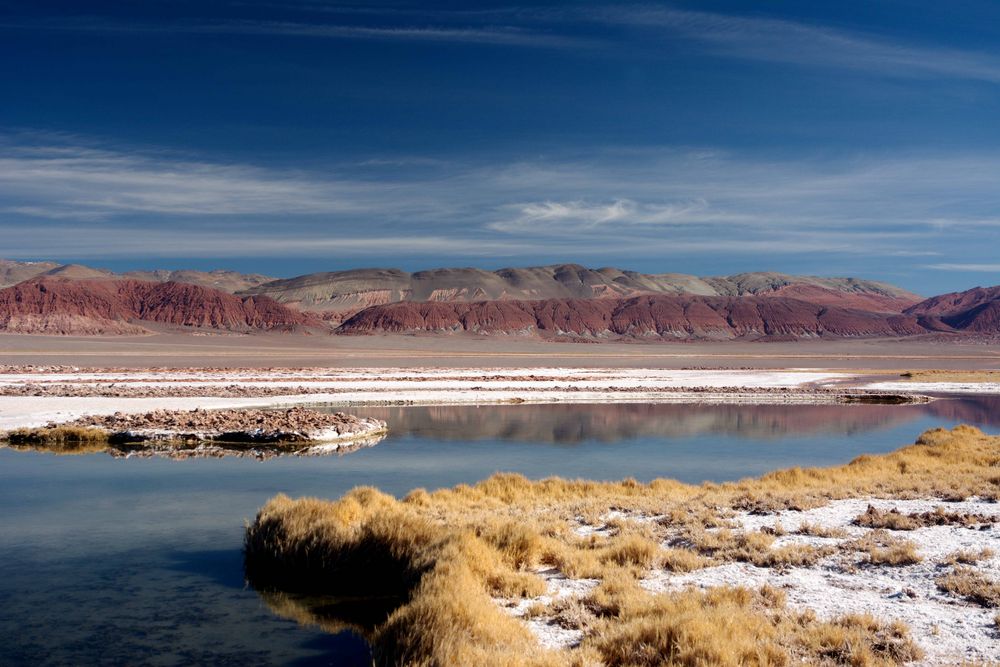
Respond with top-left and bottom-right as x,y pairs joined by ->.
1,398 -> 997,666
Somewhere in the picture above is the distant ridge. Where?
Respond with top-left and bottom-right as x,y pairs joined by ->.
1,261 -> 922,320
0,278 -> 321,335
0,259 -> 273,293
0,265 -> 995,340
336,294 -> 927,341
905,285 -> 1000,333
0,259 -> 62,288
239,264 -> 921,320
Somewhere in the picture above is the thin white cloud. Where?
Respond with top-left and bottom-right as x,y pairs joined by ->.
7,6 -> 1000,83
592,6 -> 1000,84
2,135 -> 1000,262
197,20 -> 583,48
0,144 -> 381,218
224,5 -> 1000,83
0,223 -> 895,259
925,263 -> 1000,272
491,198 -> 760,233
0,17 -> 588,49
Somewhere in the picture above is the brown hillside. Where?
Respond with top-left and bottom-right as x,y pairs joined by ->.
0,259 -> 273,293
0,278 -> 322,335
0,259 -> 61,288
336,294 -> 927,341
242,264 -> 921,316
905,286 -> 1000,333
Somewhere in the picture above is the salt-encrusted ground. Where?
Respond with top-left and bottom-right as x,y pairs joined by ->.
498,498 -> 1000,665
0,367 -> 858,429
866,380 -> 1000,394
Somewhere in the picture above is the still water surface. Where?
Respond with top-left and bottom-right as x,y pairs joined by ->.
1,398 -> 997,666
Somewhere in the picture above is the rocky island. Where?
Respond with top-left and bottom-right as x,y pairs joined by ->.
4,407 -> 388,459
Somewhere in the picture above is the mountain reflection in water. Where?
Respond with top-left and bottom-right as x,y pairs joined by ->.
339,396 -> 1000,445
3,397 -> 999,666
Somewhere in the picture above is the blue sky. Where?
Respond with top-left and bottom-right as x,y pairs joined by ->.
2,1 -> 1000,293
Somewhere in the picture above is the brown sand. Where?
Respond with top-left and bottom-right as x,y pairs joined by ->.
0,333 -> 998,370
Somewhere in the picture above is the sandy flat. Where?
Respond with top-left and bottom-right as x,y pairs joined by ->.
1,333 -> 999,369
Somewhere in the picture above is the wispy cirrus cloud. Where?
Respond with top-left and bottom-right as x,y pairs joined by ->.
593,6 -> 1000,84
200,20 -> 583,48
0,143 -> 380,218
0,16 -> 590,49
1,134 -> 999,265
925,263 -> 1000,272
0,224 -> 530,258
232,5 -> 1000,83
6,4 -> 1000,81
490,198 -> 759,234
0,222 -> 912,260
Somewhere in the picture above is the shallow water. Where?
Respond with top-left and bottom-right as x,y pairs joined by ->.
1,397 -> 998,666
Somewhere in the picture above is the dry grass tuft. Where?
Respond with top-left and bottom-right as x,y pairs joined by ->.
599,533 -> 661,569
865,542 -> 922,567
942,548 -> 995,565
936,566 -> 1000,608
584,584 -> 920,667
798,613 -> 923,665
854,505 -> 921,531
659,547 -> 709,573
796,522 -> 849,539
4,425 -> 109,451
854,504 -> 997,531
683,528 -> 831,568
900,369 -> 1000,383
846,530 -> 922,566
587,586 -> 789,666
245,425 -> 999,666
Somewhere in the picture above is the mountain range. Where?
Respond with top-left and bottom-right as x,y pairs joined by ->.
0,277 -> 318,335
0,260 -> 273,293
0,259 -> 995,340
238,264 -> 920,319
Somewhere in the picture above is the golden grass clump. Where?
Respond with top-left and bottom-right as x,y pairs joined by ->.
936,566 -> 1000,608
865,542 -> 922,567
4,425 -> 109,452
584,582 -> 920,667
796,522 -> 849,539
854,504 -> 997,531
798,614 -> 922,666
586,585 -> 788,666
599,533 -> 661,569
659,547 -> 709,573
942,548 -> 995,565
245,425 -> 998,666
853,505 -> 921,531
845,530 -> 922,567
900,369 -> 1000,383
684,527 -> 831,568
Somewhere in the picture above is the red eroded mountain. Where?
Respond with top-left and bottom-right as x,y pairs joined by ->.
0,278 -> 322,335
240,264 -> 923,317
766,284 -> 917,313
904,286 -> 1000,333
336,294 -> 927,340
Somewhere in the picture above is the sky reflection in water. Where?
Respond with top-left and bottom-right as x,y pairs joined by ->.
1,398 -> 997,665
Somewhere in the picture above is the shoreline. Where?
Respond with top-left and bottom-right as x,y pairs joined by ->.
0,367 -> 956,431
244,425 -> 1000,666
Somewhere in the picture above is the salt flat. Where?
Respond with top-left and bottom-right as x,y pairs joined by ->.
0,367 -> 850,429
